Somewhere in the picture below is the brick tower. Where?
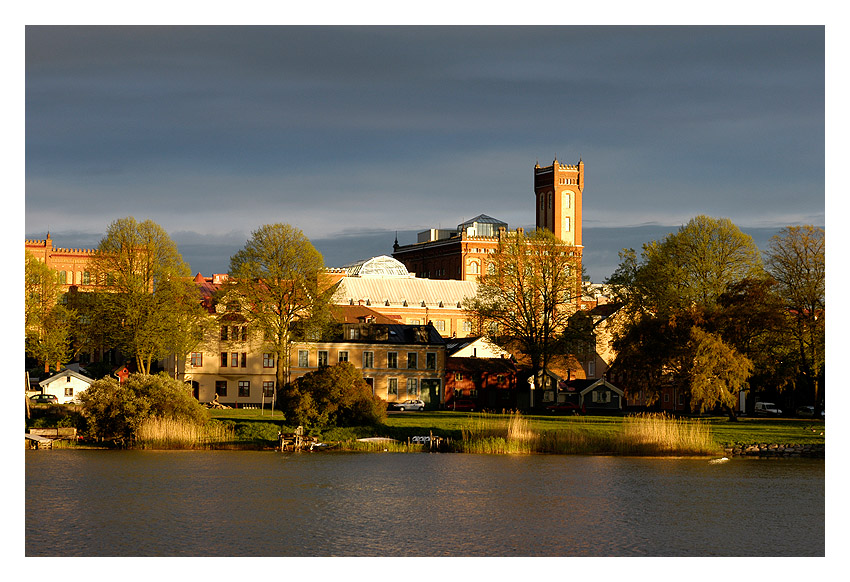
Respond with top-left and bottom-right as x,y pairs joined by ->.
533,158 -> 583,246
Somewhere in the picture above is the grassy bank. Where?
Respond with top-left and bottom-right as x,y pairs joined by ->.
30,405 -> 825,453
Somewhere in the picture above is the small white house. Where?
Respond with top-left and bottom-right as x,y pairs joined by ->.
38,369 -> 94,404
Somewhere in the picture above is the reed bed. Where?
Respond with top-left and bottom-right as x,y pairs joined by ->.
614,413 -> 717,456
456,412 -> 719,456
135,417 -> 235,449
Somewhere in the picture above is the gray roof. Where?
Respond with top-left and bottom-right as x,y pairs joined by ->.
458,214 -> 507,227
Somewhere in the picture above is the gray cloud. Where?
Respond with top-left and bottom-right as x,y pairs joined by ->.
25,25 -> 825,283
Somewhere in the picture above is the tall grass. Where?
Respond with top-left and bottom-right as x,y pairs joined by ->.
135,417 -> 235,449
456,412 -> 719,456
615,413 -> 717,456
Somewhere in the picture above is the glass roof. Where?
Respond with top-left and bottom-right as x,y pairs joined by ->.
345,255 -> 410,278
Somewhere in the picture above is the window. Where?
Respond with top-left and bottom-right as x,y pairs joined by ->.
232,326 -> 241,341
407,378 -> 418,396
220,352 -> 228,367
564,217 -> 570,232
241,326 -> 248,341
407,352 -> 418,369
263,353 -> 275,368
426,352 -> 436,370
408,319 -> 421,325
664,393 -> 670,403
363,351 -> 374,369
65,387 -> 74,397
487,262 -> 496,275
190,352 -> 203,367
563,192 -> 570,208
497,375 -> 505,383
468,260 -> 480,274
387,378 -> 398,395
469,389 -> 478,398
263,381 -> 275,397
349,328 -> 361,340
59,271 -> 67,284
587,360 -> 596,378
462,320 -> 473,333
338,351 -> 349,363
298,350 -> 309,368
318,351 -> 328,367
455,372 -> 463,381
215,381 -> 227,397
454,388 -> 462,397
387,352 -> 398,369
231,352 -> 239,367
238,381 -> 250,398
220,326 -> 229,341
241,352 -> 247,368
593,390 -> 611,404
82,271 -> 90,284
434,320 -> 445,332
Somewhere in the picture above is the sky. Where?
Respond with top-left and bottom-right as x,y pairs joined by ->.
23,24 -> 826,282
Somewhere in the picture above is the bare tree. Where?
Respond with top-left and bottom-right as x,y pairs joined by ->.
465,228 -> 582,403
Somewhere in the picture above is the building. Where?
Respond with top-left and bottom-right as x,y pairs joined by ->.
328,255 -> 479,338
38,368 -> 94,404
391,158 -> 584,287
25,233 -> 98,292
445,357 -> 518,411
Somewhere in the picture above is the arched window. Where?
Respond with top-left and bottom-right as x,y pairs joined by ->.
468,260 -> 480,274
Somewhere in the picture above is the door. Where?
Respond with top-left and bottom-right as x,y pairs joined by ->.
420,379 -> 441,410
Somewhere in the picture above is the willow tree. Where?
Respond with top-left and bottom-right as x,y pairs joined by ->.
688,326 -> 753,419
764,225 -> 825,410
227,224 -> 335,394
464,228 -> 582,402
89,217 -> 196,374
25,251 -> 75,373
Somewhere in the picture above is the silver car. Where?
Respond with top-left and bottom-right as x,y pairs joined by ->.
393,399 -> 425,411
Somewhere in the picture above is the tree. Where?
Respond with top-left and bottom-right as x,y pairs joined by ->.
280,362 -> 387,428
25,251 -> 75,373
227,224 -> 335,394
79,373 -> 209,443
688,326 -> 753,418
464,228 -> 582,401
606,217 -> 764,418
764,225 -> 825,409
89,217 -> 197,374
624,216 -> 763,314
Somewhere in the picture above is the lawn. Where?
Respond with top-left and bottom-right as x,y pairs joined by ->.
208,409 -> 826,448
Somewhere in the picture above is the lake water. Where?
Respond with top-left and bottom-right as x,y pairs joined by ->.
25,449 -> 824,557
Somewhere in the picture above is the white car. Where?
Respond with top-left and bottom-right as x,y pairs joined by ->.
392,399 -> 425,411
754,402 -> 782,416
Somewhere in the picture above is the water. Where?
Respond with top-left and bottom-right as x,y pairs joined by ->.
25,450 -> 824,557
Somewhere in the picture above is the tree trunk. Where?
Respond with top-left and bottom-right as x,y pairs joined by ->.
724,404 -> 738,422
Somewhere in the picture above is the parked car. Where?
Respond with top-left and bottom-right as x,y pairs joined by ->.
795,406 -> 825,418
391,399 -> 425,412
29,393 -> 58,404
546,402 -> 585,415
754,402 -> 782,416
451,399 -> 476,412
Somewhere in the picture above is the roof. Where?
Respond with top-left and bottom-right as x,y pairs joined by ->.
335,276 -> 477,308
344,255 -> 410,278
335,304 -> 400,325
458,214 -> 507,227
39,369 -> 95,388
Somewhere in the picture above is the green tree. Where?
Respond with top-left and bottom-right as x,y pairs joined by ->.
25,251 -> 75,373
621,216 -> 763,314
764,225 -> 825,409
89,217 -> 196,374
281,362 -> 387,428
607,216 -> 764,418
688,326 -> 753,418
79,373 -> 208,443
227,224 -> 335,394
464,228 -> 582,403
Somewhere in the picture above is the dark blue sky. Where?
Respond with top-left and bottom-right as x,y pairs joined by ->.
24,25 -> 825,281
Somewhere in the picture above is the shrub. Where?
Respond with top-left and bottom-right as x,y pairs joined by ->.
80,373 -> 209,443
280,362 -> 387,429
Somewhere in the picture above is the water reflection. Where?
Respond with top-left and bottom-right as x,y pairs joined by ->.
26,450 -> 823,557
